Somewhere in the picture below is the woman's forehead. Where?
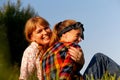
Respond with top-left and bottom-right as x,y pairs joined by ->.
36,23 -> 46,27
37,22 -> 49,27
35,24 -> 49,30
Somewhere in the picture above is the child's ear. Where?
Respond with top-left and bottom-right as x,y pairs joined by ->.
62,33 -> 67,38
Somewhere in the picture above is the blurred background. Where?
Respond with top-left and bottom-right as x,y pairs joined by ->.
0,0 -> 120,80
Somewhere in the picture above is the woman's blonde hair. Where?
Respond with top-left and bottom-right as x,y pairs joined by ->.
24,16 -> 49,43
49,19 -> 84,46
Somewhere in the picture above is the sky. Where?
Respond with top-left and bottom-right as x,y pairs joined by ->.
1,0 -> 120,74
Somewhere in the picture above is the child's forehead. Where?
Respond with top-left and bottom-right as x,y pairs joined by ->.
68,27 -> 83,33
70,29 -> 82,33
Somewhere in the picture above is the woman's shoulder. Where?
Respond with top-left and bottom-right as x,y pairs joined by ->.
23,42 -> 40,55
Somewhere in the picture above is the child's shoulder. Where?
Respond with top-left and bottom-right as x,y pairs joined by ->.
53,42 -> 81,49
68,42 -> 81,48
61,42 -> 81,48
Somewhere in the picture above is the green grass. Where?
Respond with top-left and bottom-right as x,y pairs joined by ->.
0,25 -> 39,80
0,64 -> 38,80
3,68 -> 120,80
85,71 -> 120,80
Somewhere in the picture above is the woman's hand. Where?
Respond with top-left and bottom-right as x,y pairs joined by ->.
68,46 -> 85,65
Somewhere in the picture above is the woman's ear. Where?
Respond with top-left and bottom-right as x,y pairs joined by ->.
30,34 -> 33,40
30,34 -> 35,42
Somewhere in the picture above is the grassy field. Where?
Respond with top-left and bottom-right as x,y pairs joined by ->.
86,72 -> 120,80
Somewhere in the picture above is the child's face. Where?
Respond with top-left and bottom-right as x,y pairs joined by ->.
31,25 -> 52,45
62,29 -> 82,43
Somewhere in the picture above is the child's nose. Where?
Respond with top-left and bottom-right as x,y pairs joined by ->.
78,37 -> 82,42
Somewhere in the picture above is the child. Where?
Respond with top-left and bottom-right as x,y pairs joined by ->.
41,19 -> 85,80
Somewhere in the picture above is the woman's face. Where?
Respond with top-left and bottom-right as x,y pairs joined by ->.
31,25 -> 52,46
62,29 -> 82,43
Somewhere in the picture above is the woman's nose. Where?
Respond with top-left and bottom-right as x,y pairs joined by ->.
42,30 -> 47,34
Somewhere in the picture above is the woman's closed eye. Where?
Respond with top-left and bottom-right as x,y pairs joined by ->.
36,29 -> 42,34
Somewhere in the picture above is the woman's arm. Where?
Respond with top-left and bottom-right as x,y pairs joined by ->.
19,50 -> 29,80
59,44 -> 84,80
68,46 -> 85,66
19,45 -> 37,80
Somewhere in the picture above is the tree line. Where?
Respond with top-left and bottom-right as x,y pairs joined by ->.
0,0 -> 38,66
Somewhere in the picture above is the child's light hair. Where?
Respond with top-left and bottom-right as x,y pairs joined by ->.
49,19 -> 84,46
